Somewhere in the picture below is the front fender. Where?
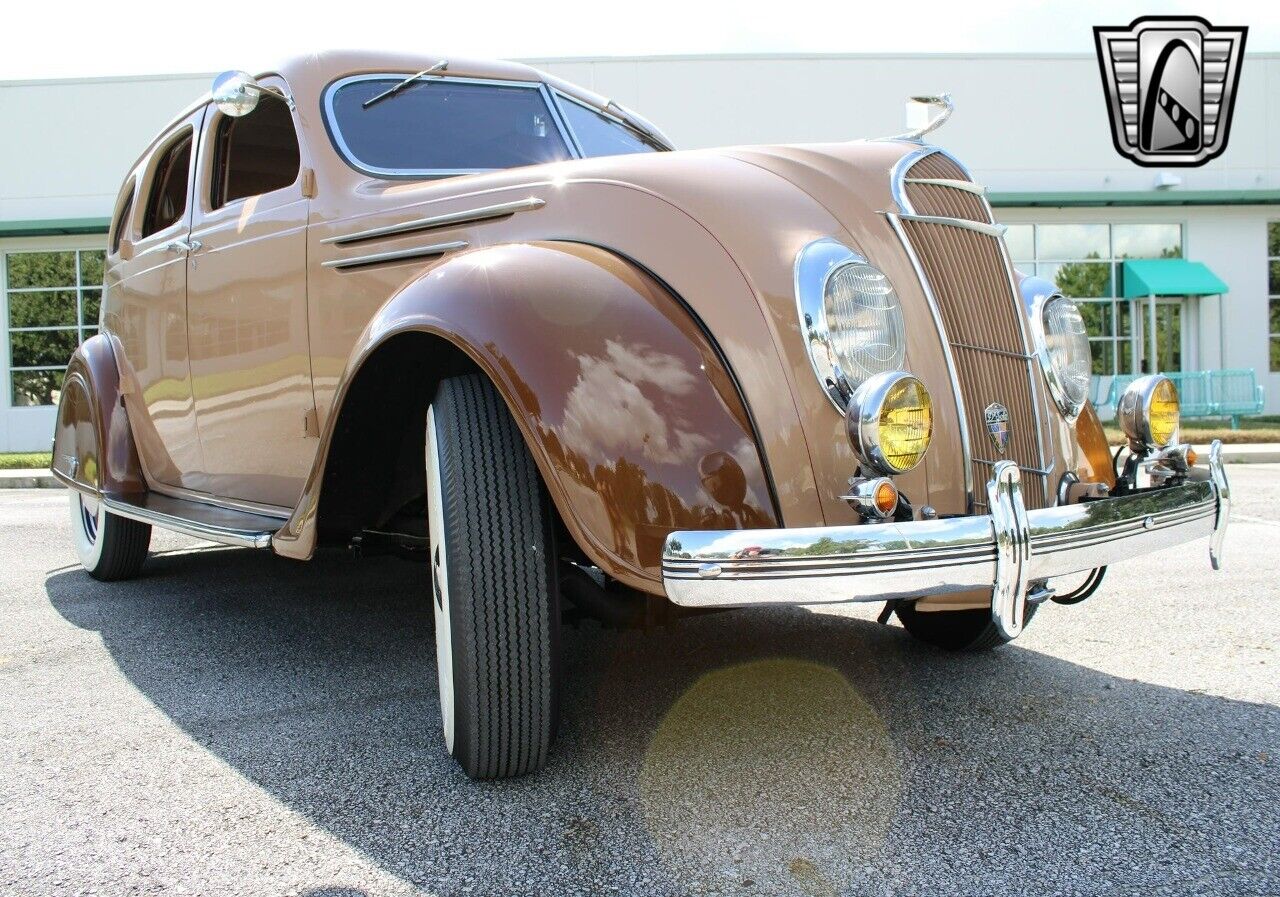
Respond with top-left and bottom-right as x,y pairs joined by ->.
50,334 -> 146,497
273,241 -> 778,590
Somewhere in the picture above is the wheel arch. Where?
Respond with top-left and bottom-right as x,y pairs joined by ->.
50,334 -> 146,498
273,240 -> 778,592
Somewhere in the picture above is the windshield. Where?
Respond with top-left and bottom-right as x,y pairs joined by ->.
325,76 -> 574,176
558,96 -> 664,157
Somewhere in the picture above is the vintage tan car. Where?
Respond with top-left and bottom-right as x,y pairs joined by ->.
52,52 -> 1230,779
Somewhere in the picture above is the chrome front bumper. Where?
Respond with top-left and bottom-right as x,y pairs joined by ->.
662,441 -> 1230,640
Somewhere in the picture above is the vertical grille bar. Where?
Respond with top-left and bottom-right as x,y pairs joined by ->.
893,150 -> 1051,510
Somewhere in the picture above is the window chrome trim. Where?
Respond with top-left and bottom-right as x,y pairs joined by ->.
322,73 -> 578,180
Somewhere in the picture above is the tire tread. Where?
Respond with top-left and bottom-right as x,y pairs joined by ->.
433,374 -> 557,779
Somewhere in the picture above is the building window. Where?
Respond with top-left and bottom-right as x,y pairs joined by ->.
1270,222 -> 1280,372
1006,222 -> 1183,377
4,249 -> 105,406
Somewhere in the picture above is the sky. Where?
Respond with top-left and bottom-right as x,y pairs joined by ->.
4,0 -> 1280,80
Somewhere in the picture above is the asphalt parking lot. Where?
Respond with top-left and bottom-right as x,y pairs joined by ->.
2,468 -> 1278,897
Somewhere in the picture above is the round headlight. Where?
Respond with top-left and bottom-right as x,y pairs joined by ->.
846,371 -> 934,475
1118,374 -> 1181,450
796,240 -> 907,410
1038,294 -> 1092,419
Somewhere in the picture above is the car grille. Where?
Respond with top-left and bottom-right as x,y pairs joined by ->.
893,151 -> 1051,510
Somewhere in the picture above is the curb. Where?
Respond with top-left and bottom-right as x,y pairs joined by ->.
0,469 -> 60,489
1193,444 -> 1280,464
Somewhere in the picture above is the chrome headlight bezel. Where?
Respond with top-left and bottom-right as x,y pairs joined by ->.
795,238 -> 907,411
1021,276 -> 1091,421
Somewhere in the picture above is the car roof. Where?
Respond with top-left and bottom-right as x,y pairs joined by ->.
124,51 -> 612,179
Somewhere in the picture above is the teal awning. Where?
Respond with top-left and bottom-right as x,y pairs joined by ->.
0,217 -> 110,238
1121,259 -> 1229,298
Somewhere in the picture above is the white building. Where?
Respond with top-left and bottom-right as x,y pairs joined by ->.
2,52 -> 1278,451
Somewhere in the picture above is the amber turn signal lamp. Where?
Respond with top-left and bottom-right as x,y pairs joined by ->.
844,476 -> 899,520
874,480 -> 898,516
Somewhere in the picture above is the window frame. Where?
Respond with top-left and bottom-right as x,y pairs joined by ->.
1007,221 -> 1185,378
140,126 -> 195,239
552,90 -> 666,158
321,73 -> 579,180
2,240 -> 108,408
109,180 -> 136,256
1269,221 -> 1279,372
208,96 -> 303,211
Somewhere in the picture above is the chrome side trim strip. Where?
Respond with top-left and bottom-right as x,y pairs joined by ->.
893,212 -> 1008,239
102,496 -> 277,549
903,177 -> 989,196
322,198 -> 545,245
886,211 -> 974,500
322,240 -> 468,270
147,480 -> 292,520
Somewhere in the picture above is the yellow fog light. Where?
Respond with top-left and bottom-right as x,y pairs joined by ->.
847,371 -> 934,475
1118,374 -> 1181,451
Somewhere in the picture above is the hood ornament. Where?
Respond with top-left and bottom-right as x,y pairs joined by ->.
882,94 -> 954,143
984,403 -> 1011,454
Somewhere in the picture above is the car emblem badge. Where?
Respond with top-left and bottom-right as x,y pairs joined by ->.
1094,16 -> 1247,167
984,403 -> 1011,454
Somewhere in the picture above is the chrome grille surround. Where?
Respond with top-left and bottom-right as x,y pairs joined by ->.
887,147 -> 1054,510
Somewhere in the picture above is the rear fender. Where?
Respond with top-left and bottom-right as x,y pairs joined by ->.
273,241 -> 778,591
50,334 -> 146,497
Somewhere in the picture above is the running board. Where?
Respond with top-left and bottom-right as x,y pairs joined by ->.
103,493 -> 281,549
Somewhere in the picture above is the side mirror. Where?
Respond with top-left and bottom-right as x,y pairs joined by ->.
211,70 -> 264,118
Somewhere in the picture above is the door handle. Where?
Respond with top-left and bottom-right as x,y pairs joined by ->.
164,239 -> 203,254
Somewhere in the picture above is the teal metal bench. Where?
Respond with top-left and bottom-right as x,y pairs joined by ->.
1096,369 -> 1265,429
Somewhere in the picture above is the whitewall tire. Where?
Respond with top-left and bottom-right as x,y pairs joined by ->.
426,374 -> 560,780
68,490 -> 151,581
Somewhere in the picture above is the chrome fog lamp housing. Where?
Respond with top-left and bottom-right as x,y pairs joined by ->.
846,371 -> 934,475
795,239 -> 907,411
1021,276 -> 1091,421
1117,374 -> 1181,452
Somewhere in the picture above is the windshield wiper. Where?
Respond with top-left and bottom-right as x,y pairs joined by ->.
363,60 -> 449,109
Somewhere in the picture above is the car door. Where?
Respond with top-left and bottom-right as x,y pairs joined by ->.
111,109 -> 208,492
185,79 -> 314,509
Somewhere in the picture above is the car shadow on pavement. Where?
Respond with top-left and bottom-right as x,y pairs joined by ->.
46,545 -> 1278,897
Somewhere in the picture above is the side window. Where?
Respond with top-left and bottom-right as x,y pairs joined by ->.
211,98 -> 301,209
141,130 -> 193,238
558,97 -> 663,158
110,185 -> 135,255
